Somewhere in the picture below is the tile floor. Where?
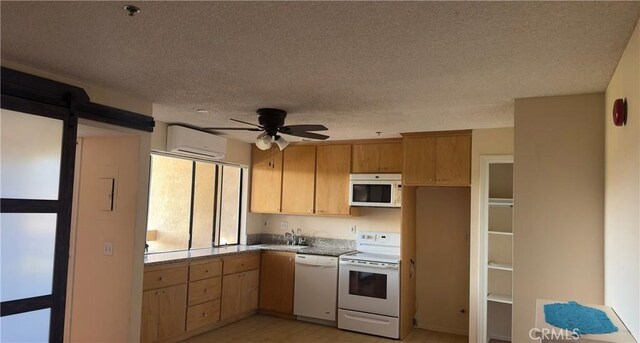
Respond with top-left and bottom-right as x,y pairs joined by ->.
183,315 -> 468,343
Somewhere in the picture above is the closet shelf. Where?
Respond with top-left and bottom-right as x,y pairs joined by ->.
488,230 -> 513,236
487,293 -> 512,304
488,262 -> 513,271
489,198 -> 513,206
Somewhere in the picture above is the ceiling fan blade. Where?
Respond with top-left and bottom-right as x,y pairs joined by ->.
281,131 -> 330,140
230,118 -> 262,128
279,124 -> 328,133
202,127 -> 262,131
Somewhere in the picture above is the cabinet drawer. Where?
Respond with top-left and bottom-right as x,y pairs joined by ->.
186,300 -> 221,332
223,253 -> 260,275
188,276 -> 221,306
143,266 -> 188,290
190,260 -> 222,281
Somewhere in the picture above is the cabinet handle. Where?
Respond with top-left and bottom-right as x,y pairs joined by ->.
203,313 -> 208,317
158,276 -> 164,281
204,269 -> 209,273
204,288 -> 209,293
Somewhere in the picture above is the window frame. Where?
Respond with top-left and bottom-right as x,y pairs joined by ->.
146,153 -> 244,253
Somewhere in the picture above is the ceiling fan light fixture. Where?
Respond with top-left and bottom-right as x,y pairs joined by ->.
255,132 -> 272,150
274,135 -> 289,151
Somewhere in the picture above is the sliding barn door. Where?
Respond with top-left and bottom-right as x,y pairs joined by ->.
1,104 -> 77,342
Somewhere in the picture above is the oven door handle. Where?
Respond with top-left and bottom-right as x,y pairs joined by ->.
343,312 -> 392,325
339,261 -> 398,270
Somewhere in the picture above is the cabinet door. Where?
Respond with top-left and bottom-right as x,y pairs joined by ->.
250,146 -> 283,213
403,136 -> 436,185
157,284 -> 187,341
140,289 -> 159,343
378,143 -> 403,173
435,135 -> 471,186
316,145 -> 351,215
281,146 -> 316,214
240,269 -> 260,313
259,251 -> 295,314
352,144 -> 380,173
220,273 -> 242,321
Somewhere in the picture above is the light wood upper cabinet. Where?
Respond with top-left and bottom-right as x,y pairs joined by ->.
435,135 -> 471,185
403,136 -> 436,185
378,143 -> 403,173
259,251 -> 296,315
281,146 -> 316,214
352,144 -> 380,173
250,146 -> 283,213
352,142 -> 403,173
402,132 -> 471,186
315,145 -> 351,215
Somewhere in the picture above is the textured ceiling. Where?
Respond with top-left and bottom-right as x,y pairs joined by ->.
2,1 -> 639,142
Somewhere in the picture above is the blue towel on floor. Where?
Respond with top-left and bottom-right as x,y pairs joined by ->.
544,301 -> 618,335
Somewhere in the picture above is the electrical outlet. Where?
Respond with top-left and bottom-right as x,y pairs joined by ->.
281,221 -> 288,230
103,242 -> 113,256
351,225 -> 357,233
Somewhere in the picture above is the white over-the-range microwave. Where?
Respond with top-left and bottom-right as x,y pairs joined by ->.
348,174 -> 402,208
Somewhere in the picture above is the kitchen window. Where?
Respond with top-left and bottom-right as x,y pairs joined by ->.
146,154 -> 243,253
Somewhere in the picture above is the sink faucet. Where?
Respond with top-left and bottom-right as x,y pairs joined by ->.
284,230 -> 295,245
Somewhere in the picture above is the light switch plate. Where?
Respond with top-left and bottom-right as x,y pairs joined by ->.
103,242 -> 113,256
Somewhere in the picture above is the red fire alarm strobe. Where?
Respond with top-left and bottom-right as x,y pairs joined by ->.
613,98 -> 627,126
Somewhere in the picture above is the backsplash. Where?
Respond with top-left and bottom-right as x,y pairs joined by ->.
247,233 -> 356,249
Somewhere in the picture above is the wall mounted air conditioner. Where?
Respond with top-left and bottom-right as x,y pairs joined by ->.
167,125 -> 227,160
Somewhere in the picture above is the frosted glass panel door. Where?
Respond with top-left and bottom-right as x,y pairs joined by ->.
0,108 -> 69,343
1,109 -> 63,199
1,214 -> 57,302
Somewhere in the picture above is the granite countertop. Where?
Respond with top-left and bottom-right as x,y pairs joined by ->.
144,244 -> 355,266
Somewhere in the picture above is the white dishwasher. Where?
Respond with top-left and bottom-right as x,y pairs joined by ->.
294,254 -> 339,324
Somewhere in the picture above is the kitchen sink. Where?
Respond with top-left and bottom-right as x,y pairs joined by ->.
260,244 -> 309,252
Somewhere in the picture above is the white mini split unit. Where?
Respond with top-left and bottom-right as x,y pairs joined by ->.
166,125 -> 227,160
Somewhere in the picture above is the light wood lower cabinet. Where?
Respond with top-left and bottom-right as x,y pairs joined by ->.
221,269 -> 259,320
141,253 -> 259,342
258,251 -> 295,315
141,284 -> 188,342
186,299 -> 221,332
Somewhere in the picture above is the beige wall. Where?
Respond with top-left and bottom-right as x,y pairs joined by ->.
261,208 -> 401,239
68,135 -> 142,342
513,94 -> 604,342
604,19 -> 640,339
415,187 -> 470,335
468,128 -> 514,342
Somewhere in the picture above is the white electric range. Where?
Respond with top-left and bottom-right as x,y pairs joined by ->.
338,232 -> 401,339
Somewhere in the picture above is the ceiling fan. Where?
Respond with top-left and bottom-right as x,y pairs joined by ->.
203,108 -> 329,151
